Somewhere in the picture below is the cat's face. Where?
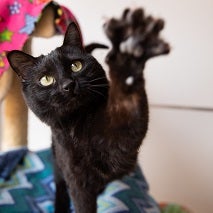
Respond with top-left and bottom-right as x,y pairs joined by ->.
7,23 -> 108,123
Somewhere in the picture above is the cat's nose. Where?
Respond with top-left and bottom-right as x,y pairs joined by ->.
62,80 -> 73,92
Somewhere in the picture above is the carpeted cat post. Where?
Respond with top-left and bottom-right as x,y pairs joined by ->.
0,1 -> 79,151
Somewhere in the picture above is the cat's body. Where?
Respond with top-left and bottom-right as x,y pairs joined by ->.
7,8 -> 169,213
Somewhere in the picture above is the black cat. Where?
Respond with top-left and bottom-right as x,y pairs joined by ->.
7,8 -> 169,213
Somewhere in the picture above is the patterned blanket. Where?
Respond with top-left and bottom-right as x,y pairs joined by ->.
0,148 -> 190,213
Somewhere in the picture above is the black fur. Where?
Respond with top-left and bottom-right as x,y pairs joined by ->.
7,8 -> 169,213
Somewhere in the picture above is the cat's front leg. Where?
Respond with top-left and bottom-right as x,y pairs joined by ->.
102,8 -> 170,153
53,159 -> 70,213
104,8 -> 170,115
54,178 -> 70,213
68,184 -> 97,213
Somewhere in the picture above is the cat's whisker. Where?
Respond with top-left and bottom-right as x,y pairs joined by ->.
88,88 -> 107,99
90,84 -> 109,88
88,77 -> 107,83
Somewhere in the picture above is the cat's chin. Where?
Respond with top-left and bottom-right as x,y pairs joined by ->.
50,99 -> 79,115
52,102 -> 76,111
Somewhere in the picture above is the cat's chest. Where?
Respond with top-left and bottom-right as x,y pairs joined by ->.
52,127 -> 92,163
52,129 -> 99,183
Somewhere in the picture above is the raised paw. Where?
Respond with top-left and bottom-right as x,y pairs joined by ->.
104,8 -> 170,62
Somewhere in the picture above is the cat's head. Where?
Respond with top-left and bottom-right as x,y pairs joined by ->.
7,22 -> 108,124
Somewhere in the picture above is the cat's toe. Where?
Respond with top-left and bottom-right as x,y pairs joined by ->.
146,40 -> 170,58
127,8 -> 145,29
103,18 -> 128,47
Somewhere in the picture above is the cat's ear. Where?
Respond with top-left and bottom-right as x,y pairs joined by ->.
63,22 -> 83,48
7,50 -> 36,80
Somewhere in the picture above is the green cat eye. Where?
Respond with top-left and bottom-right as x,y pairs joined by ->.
40,75 -> 55,86
71,61 -> 82,72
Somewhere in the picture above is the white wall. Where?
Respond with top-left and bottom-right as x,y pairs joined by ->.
5,0 -> 213,212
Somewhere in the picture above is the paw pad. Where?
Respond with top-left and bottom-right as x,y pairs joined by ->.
125,76 -> 134,86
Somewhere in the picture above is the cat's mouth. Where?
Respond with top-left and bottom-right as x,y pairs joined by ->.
52,89 -> 92,113
51,96 -> 77,108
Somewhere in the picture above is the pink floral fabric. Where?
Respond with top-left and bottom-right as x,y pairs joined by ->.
0,0 -> 78,76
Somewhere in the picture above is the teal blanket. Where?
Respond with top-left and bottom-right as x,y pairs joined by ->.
0,148 -> 160,213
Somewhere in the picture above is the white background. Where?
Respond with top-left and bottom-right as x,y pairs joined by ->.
1,0 -> 213,212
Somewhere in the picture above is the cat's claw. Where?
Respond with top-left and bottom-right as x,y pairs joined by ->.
104,7 -> 170,62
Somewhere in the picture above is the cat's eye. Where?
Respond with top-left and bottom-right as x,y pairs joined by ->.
39,75 -> 55,86
71,61 -> 82,72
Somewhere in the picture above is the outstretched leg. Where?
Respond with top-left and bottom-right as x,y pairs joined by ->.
103,8 -> 170,159
104,8 -> 170,123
